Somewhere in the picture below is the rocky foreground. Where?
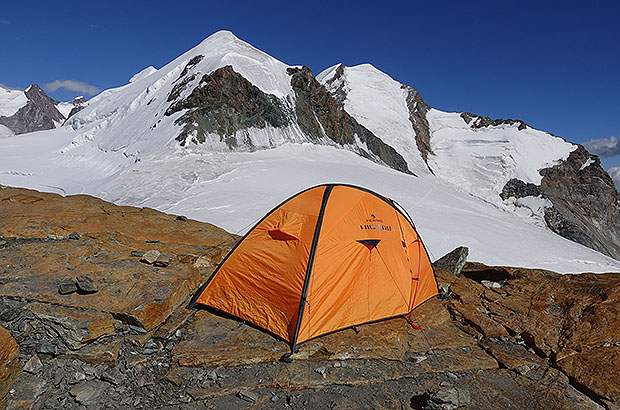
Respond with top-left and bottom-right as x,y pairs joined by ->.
0,185 -> 618,410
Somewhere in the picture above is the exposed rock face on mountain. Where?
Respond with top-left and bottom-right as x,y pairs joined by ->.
460,112 -> 528,131
403,85 -> 433,163
501,145 -> 620,260
166,65 -> 290,147
0,186 -> 618,409
287,66 -> 411,174
0,85 -> 65,134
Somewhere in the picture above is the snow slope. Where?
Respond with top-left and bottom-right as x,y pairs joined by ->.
0,85 -> 28,117
0,126 -> 618,274
318,64 -> 430,175
0,31 -> 617,274
318,64 -> 576,212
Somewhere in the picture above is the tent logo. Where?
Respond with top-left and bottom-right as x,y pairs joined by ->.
360,213 -> 392,231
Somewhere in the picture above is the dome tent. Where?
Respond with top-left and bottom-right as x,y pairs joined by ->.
189,184 -> 437,356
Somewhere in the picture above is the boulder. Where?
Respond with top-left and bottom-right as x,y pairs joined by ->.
433,247 -> 469,275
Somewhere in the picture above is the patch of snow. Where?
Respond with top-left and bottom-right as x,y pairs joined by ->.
0,86 -> 27,117
0,124 -> 14,138
580,158 -> 595,171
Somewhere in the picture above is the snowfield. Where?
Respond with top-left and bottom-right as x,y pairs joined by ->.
0,30 -> 617,274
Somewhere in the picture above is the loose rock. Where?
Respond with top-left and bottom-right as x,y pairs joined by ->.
154,252 -> 173,268
68,232 -> 81,240
76,275 -> 98,294
23,354 -> 43,374
238,389 -> 258,403
141,250 -> 161,264
58,280 -> 78,295
433,247 -> 469,275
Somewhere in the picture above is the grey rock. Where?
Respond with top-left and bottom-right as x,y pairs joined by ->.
68,232 -> 80,240
76,275 -> 98,294
23,354 -> 43,374
154,252 -> 173,267
130,250 -> 144,257
175,215 -> 188,221
461,112 -> 528,131
0,84 -> 66,135
37,341 -> 58,356
403,84 -> 433,164
101,368 -> 123,385
433,247 -> 469,275
439,381 -> 453,387
58,280 -> 77,295
69,383 -> 100,405
141,250 -> 160,264
145,239 -> 161,243
237,389 -> 258,403
427,388 -> 470,409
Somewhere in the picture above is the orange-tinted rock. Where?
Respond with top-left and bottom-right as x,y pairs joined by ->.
0,326 -> 20,402
556,347 -> 620,404
0,186 -> 234,331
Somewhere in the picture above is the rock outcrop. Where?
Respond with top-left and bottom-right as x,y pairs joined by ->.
0,186 -> 617,409
287,66 -> 411,174
460,112 -> 529,131
0,85 -> 65,134
403,85 -> 433,163
166,65 -> 290,147
501,145 -> 620,260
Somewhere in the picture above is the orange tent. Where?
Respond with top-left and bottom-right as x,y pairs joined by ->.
189,184 -> 437,355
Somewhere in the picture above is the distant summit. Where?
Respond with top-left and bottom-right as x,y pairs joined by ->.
0,84 -> 86,135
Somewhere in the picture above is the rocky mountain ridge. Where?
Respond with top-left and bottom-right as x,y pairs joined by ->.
0,185 -> 618,409
0,85 -> 86,136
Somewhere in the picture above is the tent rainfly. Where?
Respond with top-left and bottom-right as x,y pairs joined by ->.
189,184 -> 438,357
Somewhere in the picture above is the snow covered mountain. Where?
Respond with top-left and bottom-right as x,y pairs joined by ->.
0,30 -> 618,273
0,84 -> 86,136
318,63 -> 620,259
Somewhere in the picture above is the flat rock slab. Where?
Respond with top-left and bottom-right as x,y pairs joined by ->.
26,302 -> 119,350
173,310 -> 285,367
0,186 -> 234,331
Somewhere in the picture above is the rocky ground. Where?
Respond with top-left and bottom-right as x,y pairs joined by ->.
0,185 -> 618,409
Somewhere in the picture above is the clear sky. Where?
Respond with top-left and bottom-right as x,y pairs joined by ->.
1,0 -> 619,167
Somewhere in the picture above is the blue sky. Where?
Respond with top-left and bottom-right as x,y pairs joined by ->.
1,1 -> 619,167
